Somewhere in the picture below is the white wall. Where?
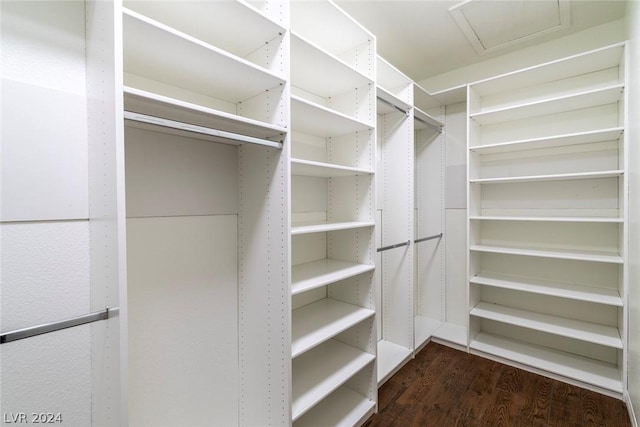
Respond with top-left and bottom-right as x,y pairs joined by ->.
1,2 -> 92,425
625,1 -> 640,425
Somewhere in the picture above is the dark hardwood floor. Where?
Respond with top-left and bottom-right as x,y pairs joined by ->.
364,342 -> 631,427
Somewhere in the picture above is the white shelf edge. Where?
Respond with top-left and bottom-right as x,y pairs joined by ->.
471,332 -> 622,393
470,244 -> 623,264
291,158 -> 373,178
291,298 -> 375,358
376,87 -> 411,115
291,220 -> 375,235
470,169 -> 624,184
414,106 -> 443,130
469,215 -> 623,223
469,84 -> 624,125
470,302 -> 622,349
291,259 -> 375,296
431,322 -> 468,346
292,339 -> 375,421
377,340 -> 413,385
291,94 -> 373,130
469,127 -> 624,154
293,386 -> 375,427
470,272 -> 623,307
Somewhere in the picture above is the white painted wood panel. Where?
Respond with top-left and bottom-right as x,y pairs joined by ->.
127,215 -> 238,426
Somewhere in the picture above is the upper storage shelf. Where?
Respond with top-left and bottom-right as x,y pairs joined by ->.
291,0 -> 374,79
123,8 -> 287,129
377,55 -> 412,107
291,96 -> 371,137
124,0 -> 286,74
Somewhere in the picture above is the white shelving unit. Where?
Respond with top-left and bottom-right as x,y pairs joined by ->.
290,1 -> 377,424
375,56 -> 415,385
122,2 -> 291,426
467,42 -> 628,396
413,84 -> 453,349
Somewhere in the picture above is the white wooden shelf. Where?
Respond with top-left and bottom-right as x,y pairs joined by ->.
471,332 -> 622,393
291,159 -> 373,178
470,302 -> 622,349
470,43 -> 625,97
377,340 -> 412,385
470,244 -> 623,264
291,298 -> 375,358
470,85 -> 624,126
469,215 -> 623,223
414,106 -> 443,131
124,87 -> 286,140
377,56 -> 412,104
470,272 -> 623,307
377,87 -> 411,115
123,0 -> 285,66
291,95 -> 372,137
291,259 -> 375,296
291,220 -> 375,236
469,128 -> 624,155
292,339 -> 375,421
470,170 -> 623,184
415,316 -> 443,348
431,322 -> 468,347
123,8 -> 285,104
294,386 -> 375,427
291,33 -> 373,98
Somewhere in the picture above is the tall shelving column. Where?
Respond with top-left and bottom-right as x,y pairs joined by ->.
413,85 -> 450,349
467,42 -> 628,396
375,56 -> 415,385
121,1 -> 291,424
290,1 -> 377,425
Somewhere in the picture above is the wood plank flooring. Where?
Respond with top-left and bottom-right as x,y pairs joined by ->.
364,342 -> 631,427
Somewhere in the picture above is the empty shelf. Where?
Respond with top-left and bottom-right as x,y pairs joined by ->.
292,259 -> 375,295
414,106 -> 443,131
291,159 -> 373,178
431,322 -> 468,347
469,215 -> 623,223
377,86 -> 411,115
471,332 -> 622,393
124,87 -> 286,140
470,302 -> 622,349
292,339 -> 375,421
469,127 -> 624,154
294,386 -> 375,427
470,85 -> 624,125
470,272 -> 623,307
377,340 -> 412,385
291,220 -> 375,235
292,298 -> 375,358
415,316 -> 443,348
470,170 -> 623,184
291,95 -> 372,137
470,244 -> 623,264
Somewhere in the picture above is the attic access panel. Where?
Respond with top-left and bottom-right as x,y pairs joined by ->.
450,0 -> 570,54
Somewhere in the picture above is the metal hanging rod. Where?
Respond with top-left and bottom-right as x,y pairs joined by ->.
376,96 -> 410,115
377,240 -> 411,252
0,307 -> 117,344
124,111 -> 283,149
414,115 -> 443,133
414,233 -> 443,244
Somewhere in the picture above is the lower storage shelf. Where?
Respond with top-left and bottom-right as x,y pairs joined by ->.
292,339 -> 375,421
294,385 -> 376,427
470,332 -> 622,393
291,259 -> 375,295
377,340 -> 412,385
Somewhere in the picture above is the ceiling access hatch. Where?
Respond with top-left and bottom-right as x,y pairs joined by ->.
450,0 -> 571,54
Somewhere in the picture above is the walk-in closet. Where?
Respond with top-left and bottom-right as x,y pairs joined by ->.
1,0 -> 639,426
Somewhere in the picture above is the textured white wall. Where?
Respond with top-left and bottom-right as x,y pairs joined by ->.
625,1 -> 640,425
1,1 -> 92,425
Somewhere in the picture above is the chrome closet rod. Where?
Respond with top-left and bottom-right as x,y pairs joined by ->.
377,240 -> 411,252
414,115 -> 442,133
0,307 -> 117,344
376,96 -> 410,115
124,111 -> 283,149
414,233 -> 443,244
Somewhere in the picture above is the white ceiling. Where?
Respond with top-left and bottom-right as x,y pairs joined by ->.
334,0 -> 627,82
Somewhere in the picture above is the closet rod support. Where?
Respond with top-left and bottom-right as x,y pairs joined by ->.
376,96 -> 410,116
414,233 -> 443,244
0,307 -> 118,344
377,240 -> 411,252
124,111 -> 283,149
